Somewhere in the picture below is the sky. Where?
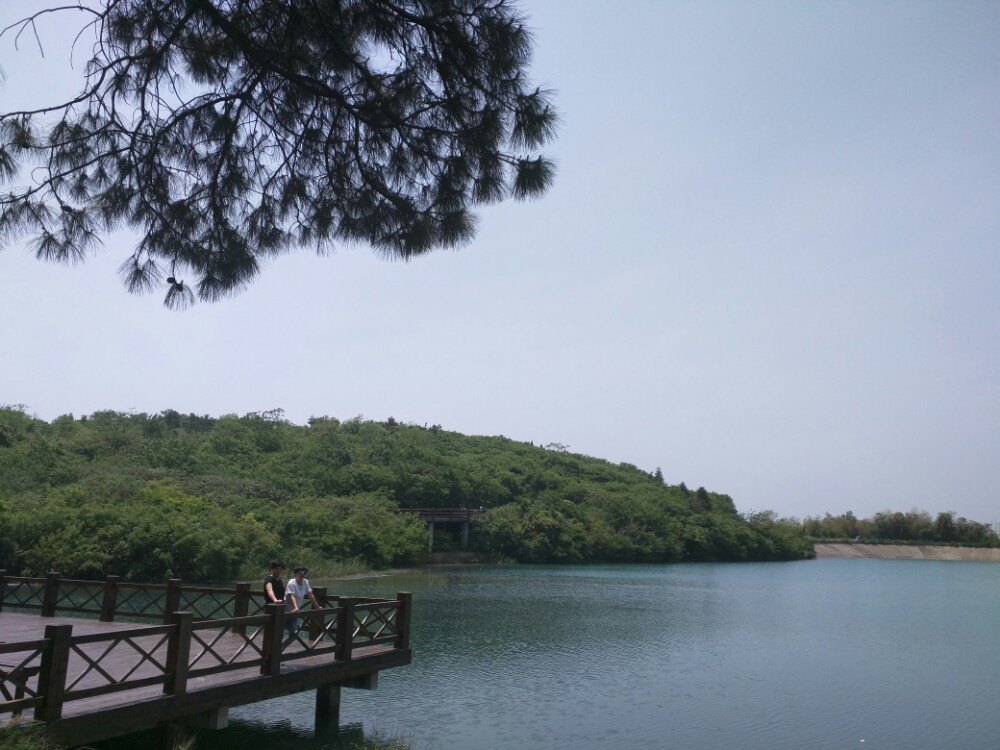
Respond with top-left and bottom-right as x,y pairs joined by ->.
1,1 -> 998,523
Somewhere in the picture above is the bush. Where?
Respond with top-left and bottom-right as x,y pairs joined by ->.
3,482 -> 280,581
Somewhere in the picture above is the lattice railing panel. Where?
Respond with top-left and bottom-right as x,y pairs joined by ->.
179,589 -> 236,619
353,602 -> 400,645
55,580 -> 104,613
0,642 -> 44,714
188,623 -> 266,677
247,592 -> 269,615
64,628 -> 171,698
2,579 -> 44,610
114,586 -> 167,619
281,608 -> 340,658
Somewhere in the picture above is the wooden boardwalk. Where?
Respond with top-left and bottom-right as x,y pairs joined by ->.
0,573 -> 412,744
404,507 -> 485,524
402,507 -> 485,550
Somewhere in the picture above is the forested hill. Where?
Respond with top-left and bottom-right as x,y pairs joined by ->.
0,408 -> 813,581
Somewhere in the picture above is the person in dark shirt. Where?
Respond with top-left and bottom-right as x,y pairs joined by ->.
264,560 -> 286,604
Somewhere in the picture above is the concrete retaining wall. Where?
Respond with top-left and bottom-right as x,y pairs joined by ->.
814,543 -> 1000,562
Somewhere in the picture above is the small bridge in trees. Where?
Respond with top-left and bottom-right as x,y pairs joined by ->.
0,572 -> 411,744
402,507 -> 487,551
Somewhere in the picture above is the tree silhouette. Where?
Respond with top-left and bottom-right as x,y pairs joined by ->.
0,0 -> 557,307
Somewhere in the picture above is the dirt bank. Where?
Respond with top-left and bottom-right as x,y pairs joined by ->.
814,543 -> 1000,562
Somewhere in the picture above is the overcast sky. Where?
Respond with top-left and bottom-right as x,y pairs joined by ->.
1,1 -> 997,523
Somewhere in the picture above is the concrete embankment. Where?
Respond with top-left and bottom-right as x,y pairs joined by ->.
814,543 -> 1000,562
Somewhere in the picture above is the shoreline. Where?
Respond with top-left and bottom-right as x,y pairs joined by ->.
316,544 -> 1000,580
814,542 -> 1000,562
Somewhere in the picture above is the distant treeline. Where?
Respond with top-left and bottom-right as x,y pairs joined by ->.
799,510 -> 999,547
0,408 -> 813,581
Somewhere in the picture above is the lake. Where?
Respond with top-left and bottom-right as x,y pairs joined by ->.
99,559 -> 1000,750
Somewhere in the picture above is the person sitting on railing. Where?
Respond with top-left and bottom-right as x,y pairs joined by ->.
264,560 -> 286,605
283,563 -> 320,648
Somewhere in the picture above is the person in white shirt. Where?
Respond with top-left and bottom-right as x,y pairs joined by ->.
283,563 -> 320,647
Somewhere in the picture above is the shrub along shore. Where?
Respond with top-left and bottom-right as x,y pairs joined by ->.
0,408 -> 814,581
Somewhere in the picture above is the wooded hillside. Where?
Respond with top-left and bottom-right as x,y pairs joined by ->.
0,408 -> 813,580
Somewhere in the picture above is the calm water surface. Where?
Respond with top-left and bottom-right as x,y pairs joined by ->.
105,559 -> 1000,750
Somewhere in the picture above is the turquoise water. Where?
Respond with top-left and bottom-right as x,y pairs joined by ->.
105,559 -> 1000,750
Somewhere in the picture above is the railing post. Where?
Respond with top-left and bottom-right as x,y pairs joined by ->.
233,582 -> 250,636
309,587 -> 328,641
335,598 -> 354,662
0,569 -> 6,612
41,572 -> 61,617
395,592 -> 412,650
34,624 -> 73,722
164,611 -> 193,695
261,602 -> 286,676
163,578 -> 181,623
100,575 -> 120,622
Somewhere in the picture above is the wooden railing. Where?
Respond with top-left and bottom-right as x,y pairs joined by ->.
403,507 -> 486,523
0,572 -> 277,623
0,586 -> 412,723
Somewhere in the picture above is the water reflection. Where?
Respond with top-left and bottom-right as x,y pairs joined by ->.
94,719 -> 416,750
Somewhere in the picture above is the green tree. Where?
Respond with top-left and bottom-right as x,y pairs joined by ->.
841,510 -> 859,538
0,0 -> 557,307
935,511 -> 956,542
693,486 -> 710,511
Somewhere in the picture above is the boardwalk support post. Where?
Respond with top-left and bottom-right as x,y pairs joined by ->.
342,672 -> 377,689
315,683 -> 341,728
165,611 -> 193,695
100,575 -> 120,622
460,521 -> 470,549
427,521 -> 435,552
0,569 -> 6,612
178,708 -> 230,731
203,708 -> 229,730
34,624 -> 73,722
261,602 -> 286,675
233,582 -> 250,635
41,572 -> 61,617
